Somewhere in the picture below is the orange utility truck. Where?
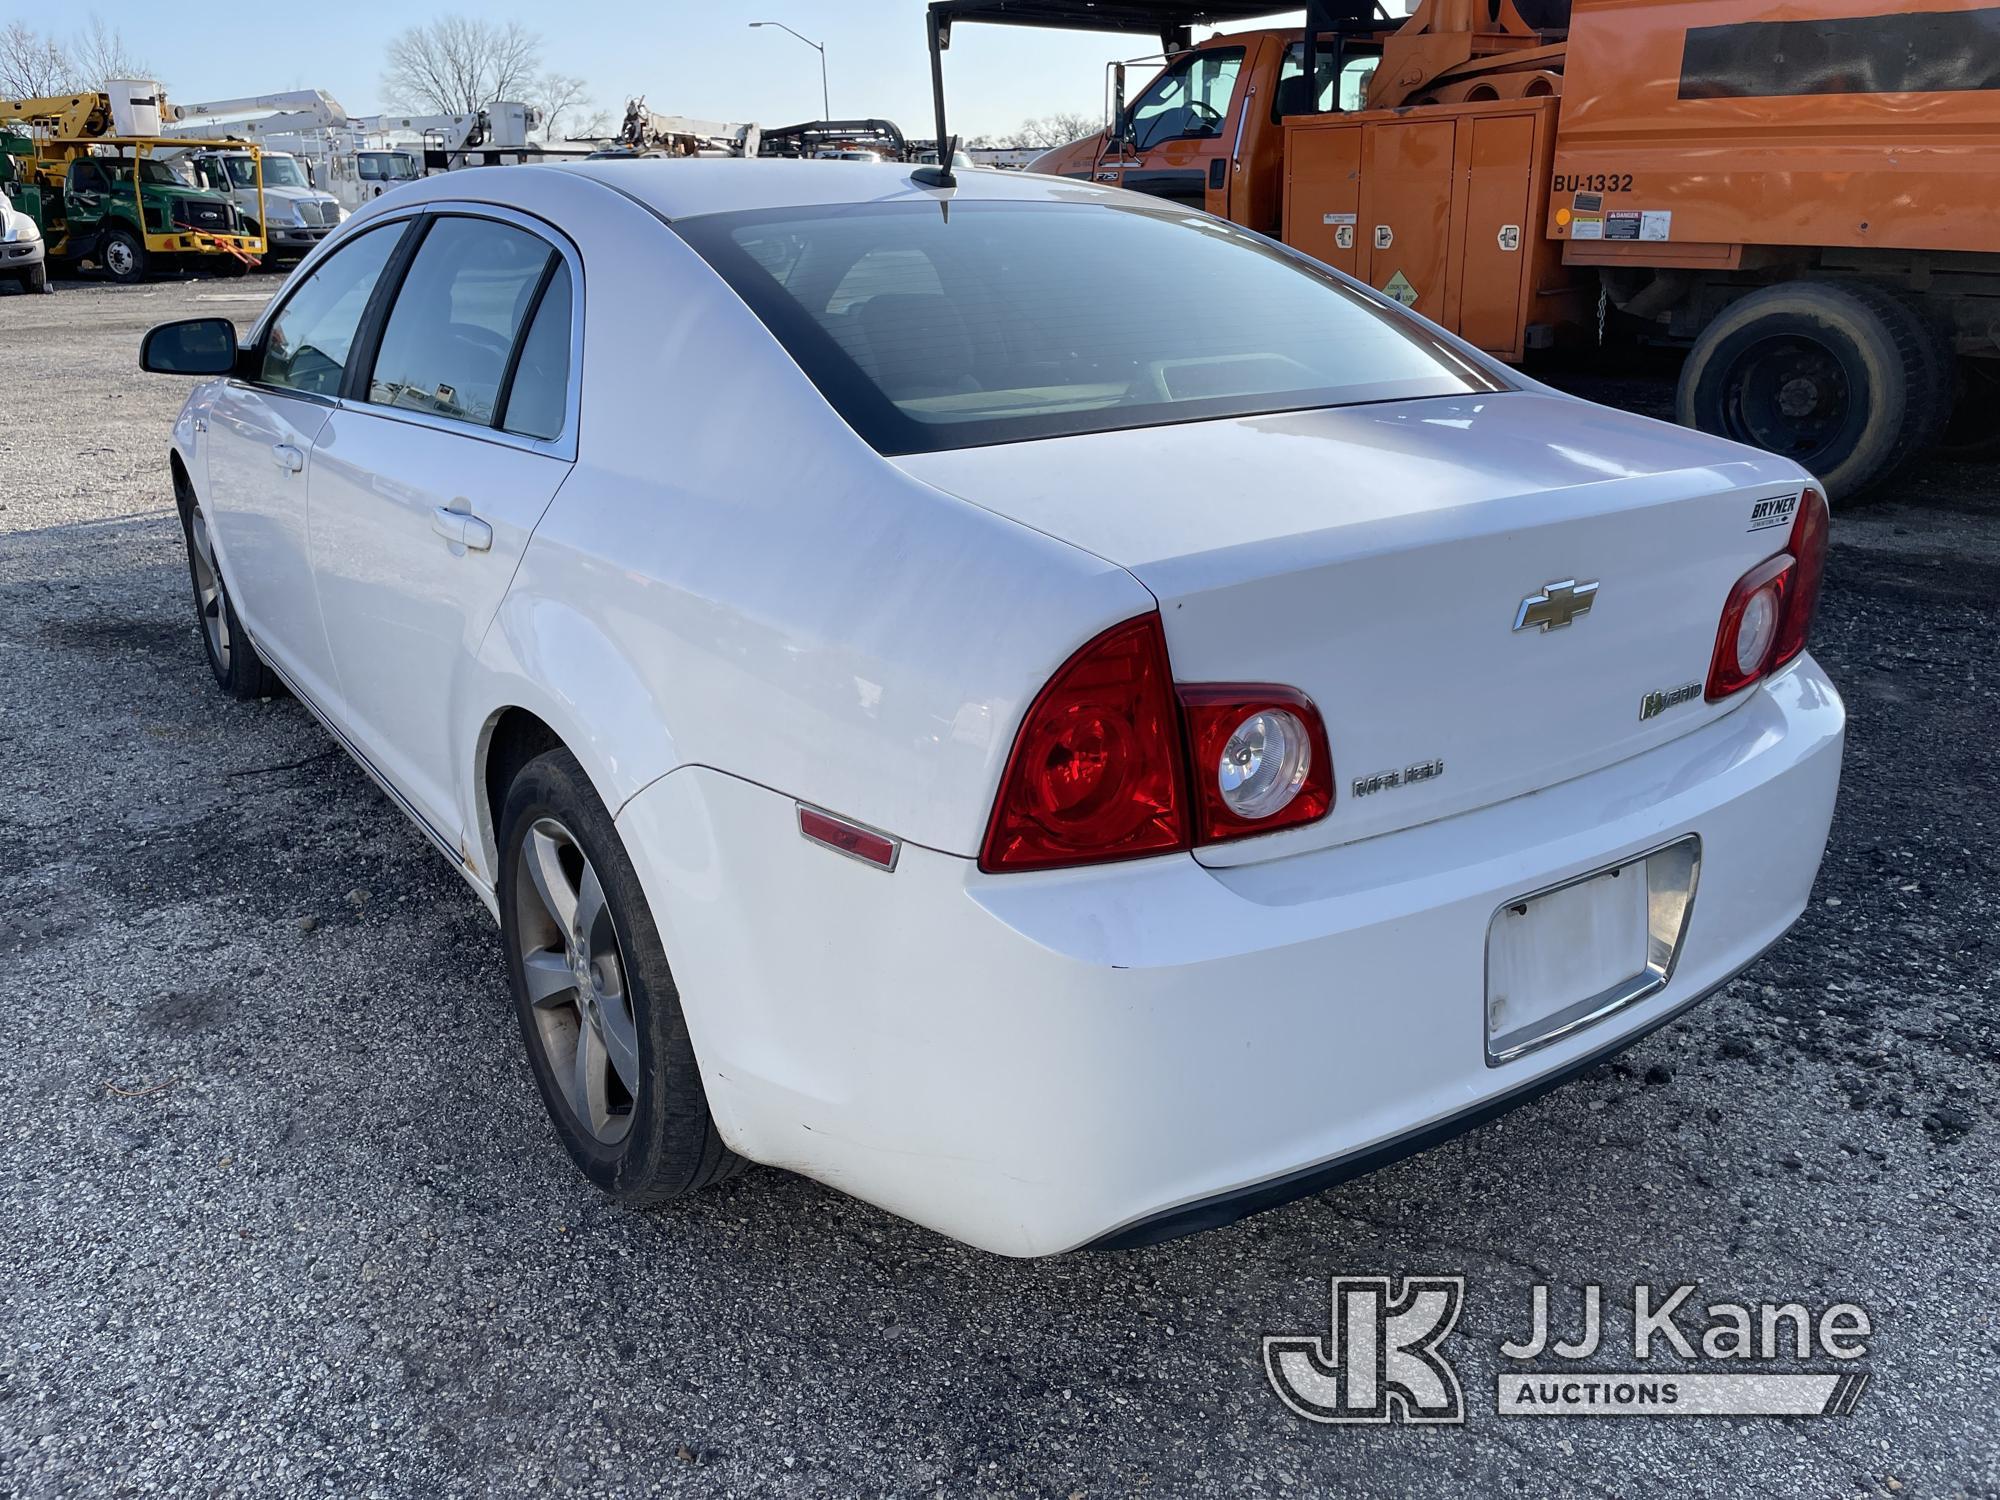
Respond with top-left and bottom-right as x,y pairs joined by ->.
925,0 -> 2000,497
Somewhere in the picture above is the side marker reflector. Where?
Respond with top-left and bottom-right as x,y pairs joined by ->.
798,805 -> 900,871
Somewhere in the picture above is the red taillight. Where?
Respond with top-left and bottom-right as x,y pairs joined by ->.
1178,685 -> 1334,844
979,615 -> 1188,872
980,616 -> 1335,872
1706,487 -> 1829,702
1773,486 -> 1828,669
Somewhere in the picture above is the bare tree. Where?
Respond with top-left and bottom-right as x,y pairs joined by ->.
570,108 -> 615,142
534,70 -> 590,142
67,14 -> 148,88
1,15 -> 154,98
1000,111 -> 1099,150
382,16 -> 542,117
0,20 -> 72,97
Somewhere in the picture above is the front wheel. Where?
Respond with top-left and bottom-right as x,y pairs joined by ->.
1676,280 -> 1946,503
174,472 -> 276,699
99,227 -> 146,284
498,748 -> 743,1205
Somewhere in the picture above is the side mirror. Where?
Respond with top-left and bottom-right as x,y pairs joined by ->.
141,317 -> 240,376
1111,62 -> 1133,151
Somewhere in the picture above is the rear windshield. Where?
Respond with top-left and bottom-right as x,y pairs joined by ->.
673,198 -> 1502,456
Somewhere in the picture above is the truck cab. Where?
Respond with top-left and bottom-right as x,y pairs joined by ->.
56,153 -> 250,282
354,148 -> 421,203
1030,30 -> 1381,237
180,148 -> 343,259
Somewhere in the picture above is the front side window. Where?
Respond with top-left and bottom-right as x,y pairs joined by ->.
677,199 -> 1502,457
366,216 -> 555,426
258,222 -> 405,397
1128,47 -> 1244,150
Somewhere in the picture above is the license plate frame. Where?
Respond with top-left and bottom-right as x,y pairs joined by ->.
1484,836 -> 1701,1066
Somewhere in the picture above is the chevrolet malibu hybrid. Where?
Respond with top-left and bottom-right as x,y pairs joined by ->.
139,161 -> 1844,1256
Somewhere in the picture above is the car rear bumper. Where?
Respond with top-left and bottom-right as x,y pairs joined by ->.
617,658 -> 1844,1257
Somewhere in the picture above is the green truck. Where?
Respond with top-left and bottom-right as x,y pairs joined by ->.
0,122 -> 263,283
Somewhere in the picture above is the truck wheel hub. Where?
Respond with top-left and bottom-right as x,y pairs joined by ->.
1778,375 -> 1823,418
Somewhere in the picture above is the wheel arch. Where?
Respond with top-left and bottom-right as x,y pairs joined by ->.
465,652 -> 681,892
475,705 -> 565,886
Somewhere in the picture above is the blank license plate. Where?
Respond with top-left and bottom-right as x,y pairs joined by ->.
1485,838 -> 1700,1065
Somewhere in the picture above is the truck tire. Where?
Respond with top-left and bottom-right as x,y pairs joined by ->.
1938,357 -> 2000,463
100,227 -> 147,284
1676,280 -> 1946,504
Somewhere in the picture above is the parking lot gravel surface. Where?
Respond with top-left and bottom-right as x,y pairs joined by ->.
3,278 -> 1996,1498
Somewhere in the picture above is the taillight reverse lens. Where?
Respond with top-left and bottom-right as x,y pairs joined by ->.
979,615 -> 1188,872
1706,487 -> 1829,702
980,620 -> 1337,871
1179,686 -> 1334,843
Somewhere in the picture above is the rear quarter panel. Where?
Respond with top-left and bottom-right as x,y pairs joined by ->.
469,190 -> 1155,870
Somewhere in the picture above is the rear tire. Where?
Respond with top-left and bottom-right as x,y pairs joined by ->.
1676,280 -> 1946,504
173,471 -> 276,700
100,227 -> 146,284
498,748 -> 744,1205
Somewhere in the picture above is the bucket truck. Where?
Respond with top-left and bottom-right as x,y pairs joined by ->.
0,80 -> 262,281
164,90 -> 348,257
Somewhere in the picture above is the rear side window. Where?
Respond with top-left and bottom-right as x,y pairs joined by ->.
675,199 -> 1502,456
499,261 -> 573,440
367,216 -> 555,426
258,222 -> 405,398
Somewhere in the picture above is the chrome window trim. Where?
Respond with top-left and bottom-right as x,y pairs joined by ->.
243,199 -> 586,465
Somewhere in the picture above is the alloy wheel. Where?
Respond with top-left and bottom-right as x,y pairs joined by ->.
186,499 -> 231,671
513,817 -> 641,1144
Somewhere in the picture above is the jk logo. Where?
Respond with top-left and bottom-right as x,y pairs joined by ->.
1264,1276 -> 1465,1424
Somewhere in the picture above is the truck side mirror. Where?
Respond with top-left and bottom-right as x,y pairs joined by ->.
141,317 -> 240,376
1111,62 -> 1133,150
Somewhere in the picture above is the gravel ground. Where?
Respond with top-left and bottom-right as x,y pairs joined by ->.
2,277 -> 1996,1498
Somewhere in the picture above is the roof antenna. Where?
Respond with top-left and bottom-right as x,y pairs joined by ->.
914,7 -> 957,189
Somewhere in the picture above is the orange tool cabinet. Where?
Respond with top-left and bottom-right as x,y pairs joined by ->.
1281,96 -> 1583,362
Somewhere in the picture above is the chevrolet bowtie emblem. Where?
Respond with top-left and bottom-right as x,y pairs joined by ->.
1514,578 -> 1600,632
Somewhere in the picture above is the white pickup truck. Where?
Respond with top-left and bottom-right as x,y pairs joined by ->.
173,148 -> 344,261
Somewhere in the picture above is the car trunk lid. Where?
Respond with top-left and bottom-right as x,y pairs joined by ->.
892,391 -> 1814,865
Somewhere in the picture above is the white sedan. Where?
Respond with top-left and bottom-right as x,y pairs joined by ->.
140,161 -> 1844,1256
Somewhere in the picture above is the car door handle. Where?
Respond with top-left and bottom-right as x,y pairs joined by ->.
270,443 -> 304,473
430,506 -> 493,552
